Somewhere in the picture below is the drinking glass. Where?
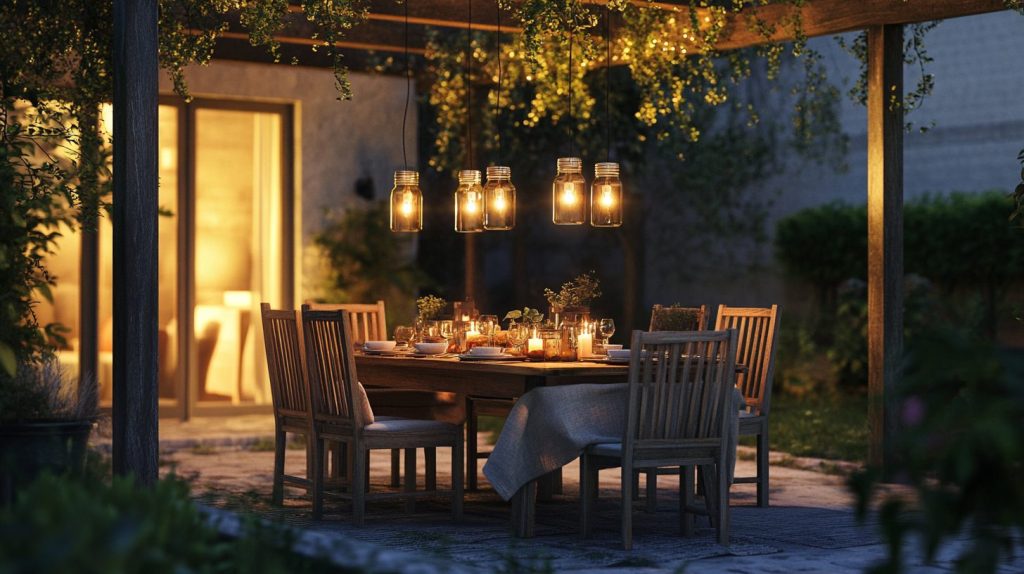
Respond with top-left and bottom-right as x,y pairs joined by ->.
598,318 -> 616,343
479,314 -> 499,346
507,322 -> 528,354
394,325 -> 414,348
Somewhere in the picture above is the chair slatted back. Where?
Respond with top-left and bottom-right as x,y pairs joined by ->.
714,305 -> 780,416
305,301 -> 387,347
649,304 -> 707,332
623,330 -> 737,456
301,306 -> 362,430
260,303 -> 311,420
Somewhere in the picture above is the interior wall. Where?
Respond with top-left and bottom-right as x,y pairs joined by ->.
158,61 -> 417,304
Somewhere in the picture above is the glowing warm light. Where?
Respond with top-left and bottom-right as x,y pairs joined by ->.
493,192 -> 508,212
599,185 -> 615,208
455,170 -> 484,232
400,193 -> 414,217
390,170 -> 422,232
561,183 -> 578,205
223,290 -> 253,308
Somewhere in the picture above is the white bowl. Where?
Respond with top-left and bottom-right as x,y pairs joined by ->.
364,340 -> 397,352
414,342 -> 448,355
469,346 -> 503,356
606,349 -> 632,361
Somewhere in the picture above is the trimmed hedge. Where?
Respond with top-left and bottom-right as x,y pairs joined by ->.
776,191 -> 1024,332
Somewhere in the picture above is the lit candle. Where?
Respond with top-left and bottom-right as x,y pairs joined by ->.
577,332 -> 593,359
528,338 -> 542,353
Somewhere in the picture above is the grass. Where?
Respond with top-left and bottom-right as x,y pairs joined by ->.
757,391 -> 869,463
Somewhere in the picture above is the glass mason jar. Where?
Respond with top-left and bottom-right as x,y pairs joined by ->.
483,165 -> 516,230
390,170 -> 423,232
591,162 -> 623,227
559,321 -> 578,361
540,327 -> 562,361
552,157 -> 586,225
454,169 -> 484,233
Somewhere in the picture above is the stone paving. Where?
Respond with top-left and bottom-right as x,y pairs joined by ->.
115,415 -> 1019,573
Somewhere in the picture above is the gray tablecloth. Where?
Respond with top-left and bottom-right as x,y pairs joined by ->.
482,383 -> 740,501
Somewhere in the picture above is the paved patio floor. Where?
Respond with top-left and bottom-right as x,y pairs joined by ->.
98,415 -> 1017,573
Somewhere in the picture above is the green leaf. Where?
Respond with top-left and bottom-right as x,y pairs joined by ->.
504,310 -> 523,321
0,342 -> 16,377
36,282 -> 53,304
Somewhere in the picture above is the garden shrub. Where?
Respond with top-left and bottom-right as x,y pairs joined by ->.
0,473 -> 351,574
775,191 -> 1024,390
776,191 -> 1024,332
849,326 -> 1024,573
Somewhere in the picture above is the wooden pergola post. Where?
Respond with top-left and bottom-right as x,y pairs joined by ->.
866,24 -> 904,470
112,0 -> 160,484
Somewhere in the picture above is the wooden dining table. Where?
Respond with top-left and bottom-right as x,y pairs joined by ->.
354,353 -> 630,535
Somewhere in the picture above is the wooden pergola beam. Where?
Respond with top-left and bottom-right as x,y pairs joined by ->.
714,0 -> 1006,51
257,0 -> 1008,58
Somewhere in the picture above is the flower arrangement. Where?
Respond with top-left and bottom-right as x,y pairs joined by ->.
503,307 -> 545,325
544,271 -> 602,310
415,295 -> 448,320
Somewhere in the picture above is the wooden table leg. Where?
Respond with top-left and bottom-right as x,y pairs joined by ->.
537,468 -> 562,501
510,480 -> 537,538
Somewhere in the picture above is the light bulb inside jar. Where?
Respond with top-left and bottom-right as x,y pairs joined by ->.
493,190 -> 508,212
465,193 -> 479,214
599,185 -> 615,209
401,191 -> 415,216
561,182 -> 578,206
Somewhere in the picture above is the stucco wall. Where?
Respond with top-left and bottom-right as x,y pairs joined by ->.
158,60 -> 416,300
642,11 -> 1024,318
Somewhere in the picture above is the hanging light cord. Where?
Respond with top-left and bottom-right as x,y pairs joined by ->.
495,0 -> 502,161
466,0 -> 473,169
567,0 -> 574,157
402,0 -> 411,169
605,3 -> 611,161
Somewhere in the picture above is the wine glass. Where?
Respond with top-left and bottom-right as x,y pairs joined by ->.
394,325 -> 414,349
507,322 -> 528,355
598,318 -> 616,345
479,314 -> 499,346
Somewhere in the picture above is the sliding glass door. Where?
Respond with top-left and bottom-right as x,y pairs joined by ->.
41,97 -> 294,419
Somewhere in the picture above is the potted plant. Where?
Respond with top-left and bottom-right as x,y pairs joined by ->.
0,360 -> 96,504
543,271 -> 602,326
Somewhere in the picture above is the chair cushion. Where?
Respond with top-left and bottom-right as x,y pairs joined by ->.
363,417 -> 460,434
354,382 -> 374,424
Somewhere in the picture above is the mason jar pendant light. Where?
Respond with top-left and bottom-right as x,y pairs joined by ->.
552,0 -> 585,225
390,0 -> 422,232
455,0 -> 485,233
553,157 -> 586,224
484,166 -> 515,229
591,4 -> 623,228
483,0 -> 516,231
591,162 -> 622,227
455,169 -> 484,232
391,170 -> 423,231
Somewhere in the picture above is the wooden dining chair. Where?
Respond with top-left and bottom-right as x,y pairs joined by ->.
260,303 -> 316,505
714,304 -> 780,507
301,306 -> 464,523
306,300 -> 464,490
580,329 -> 738,549
640,303 -> 708,506
649,304 -> 707,332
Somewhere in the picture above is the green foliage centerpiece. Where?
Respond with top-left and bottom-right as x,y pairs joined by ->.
544,271 -> 601,326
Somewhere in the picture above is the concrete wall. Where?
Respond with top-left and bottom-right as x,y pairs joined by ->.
642,11 -> 1024,320
159,60 -> 416,300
